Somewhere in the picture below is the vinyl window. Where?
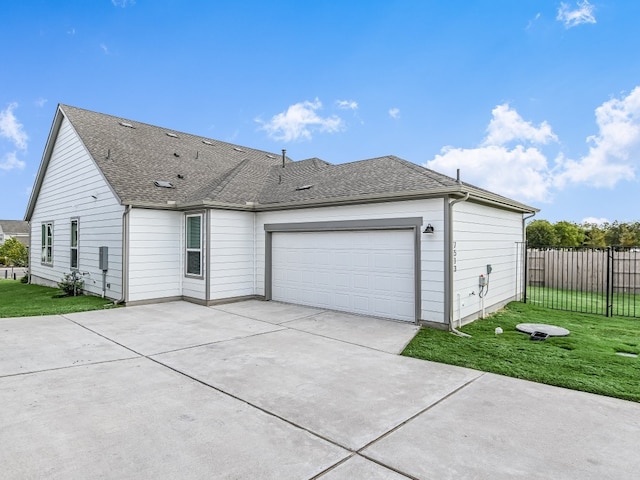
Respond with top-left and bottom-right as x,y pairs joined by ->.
41,222 -> 53,265
70,219 -> 79,269
185,214 -> 203,277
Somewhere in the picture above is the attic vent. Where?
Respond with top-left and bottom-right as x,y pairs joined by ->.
233,147 -> 245,152
165,132 -> 179,138
202,140 -> 214,145
266,154 -> 276,159
295,185 -> 313,191
154,180 -> 175,188
119,122 -> 134,128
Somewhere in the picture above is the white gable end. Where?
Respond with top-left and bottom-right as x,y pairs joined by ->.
29,116 -> 124,298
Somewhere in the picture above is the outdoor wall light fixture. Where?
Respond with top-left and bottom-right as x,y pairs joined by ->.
423,223 -> 434,234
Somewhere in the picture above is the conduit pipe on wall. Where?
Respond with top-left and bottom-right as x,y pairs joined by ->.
114,205 -> 131,305
448,193 -> 471,338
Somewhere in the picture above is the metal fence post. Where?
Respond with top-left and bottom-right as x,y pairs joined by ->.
523,243 -> 528,303
606,247 -> 612,317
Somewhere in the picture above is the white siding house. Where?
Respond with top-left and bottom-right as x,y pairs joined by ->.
25,105 -> 537,329
28,116 -> 123,298
451,201 -> 525,325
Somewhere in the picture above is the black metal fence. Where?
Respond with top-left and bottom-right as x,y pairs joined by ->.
522,245 -> 640,318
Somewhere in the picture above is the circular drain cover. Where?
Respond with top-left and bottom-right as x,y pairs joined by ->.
516,323 -> 570,337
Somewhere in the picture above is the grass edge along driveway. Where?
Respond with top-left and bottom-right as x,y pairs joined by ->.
402,302 -> 640,402
0,279 -> 117,318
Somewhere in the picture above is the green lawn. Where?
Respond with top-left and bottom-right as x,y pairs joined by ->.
0,279 -> 118,317
526,285 -> 640,317
403,302 -> 640,402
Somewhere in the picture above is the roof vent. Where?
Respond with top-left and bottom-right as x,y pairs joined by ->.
119,122 -> 135,128
233,147 -> 245,152
165,132 -> 179,138
154,180 -> 175,188
295,185 -> 313,191
202,140 -> 214,145
173,152 -> 180,157
266,154 -> 276,159
177,174 -> 184,179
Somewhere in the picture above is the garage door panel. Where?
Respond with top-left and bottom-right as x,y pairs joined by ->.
272,230 -> 415,322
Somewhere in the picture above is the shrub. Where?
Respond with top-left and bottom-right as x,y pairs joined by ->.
58,272 -> 84,296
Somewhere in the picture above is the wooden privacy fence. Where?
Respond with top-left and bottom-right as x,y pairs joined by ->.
525,247 -> 640,317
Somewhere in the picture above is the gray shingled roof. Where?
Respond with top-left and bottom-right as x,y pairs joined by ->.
50,105 -> 536,213
60,105 -> 288,207
0,220 -> 29,235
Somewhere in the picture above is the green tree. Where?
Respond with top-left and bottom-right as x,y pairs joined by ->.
553,221 -> 585,247
582,224 -> 606,247
0,237 -> 28,267
604,221 -> 621,245
526,220 -> 558,247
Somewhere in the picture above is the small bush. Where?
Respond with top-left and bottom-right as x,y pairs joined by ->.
20,274 -> 28,284
58,272 -> 84,296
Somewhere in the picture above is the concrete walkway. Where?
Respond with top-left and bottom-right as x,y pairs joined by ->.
1,300 -> 638,479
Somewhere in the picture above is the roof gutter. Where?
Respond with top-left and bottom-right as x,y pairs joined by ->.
124,185 -> 536,214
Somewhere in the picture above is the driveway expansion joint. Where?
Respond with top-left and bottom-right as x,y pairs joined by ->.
356,371 -> 486,453
0,356 -> 140,379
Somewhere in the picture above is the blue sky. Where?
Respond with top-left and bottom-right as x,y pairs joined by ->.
1,0 -> 639,223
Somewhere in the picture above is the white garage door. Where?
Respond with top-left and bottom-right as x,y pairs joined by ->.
271,230 -> 415,322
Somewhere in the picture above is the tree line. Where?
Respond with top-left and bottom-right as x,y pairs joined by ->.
0,237 -> 28,267
526,220 -> 640,248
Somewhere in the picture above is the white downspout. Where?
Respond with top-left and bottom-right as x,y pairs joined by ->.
113,205 -> 131,305
449,193 -> 470,338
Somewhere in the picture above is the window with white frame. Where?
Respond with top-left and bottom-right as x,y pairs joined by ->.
70,219 -> 79,269
185,213 -> 203,276
41,222 -> 53,265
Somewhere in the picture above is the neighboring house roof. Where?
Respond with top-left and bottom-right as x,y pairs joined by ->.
0,220 -> 29,235
25,105 -> 537,219
0,220 -> 30,246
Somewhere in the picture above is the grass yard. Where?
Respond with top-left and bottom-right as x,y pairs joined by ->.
527,285 -> 640,317
403,302 -> 640,402
0,279 -> 117,318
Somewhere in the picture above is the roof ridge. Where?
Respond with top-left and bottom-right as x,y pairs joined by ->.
209,158 -> 252,198
59,104 -> 285,161
387,156 -> 457,187
185,159 -> 250,202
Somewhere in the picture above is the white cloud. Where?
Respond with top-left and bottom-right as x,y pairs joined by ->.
257,98 -> 344,142
527,12 -> 542,30
425,104 -> 556,202
557,1 -> 596,28
425,89 -> 640,204
67,28 -> 76,35
0,103 -> 28,150
336,100 -> 358,110
555,87 -> 640,187
426,144 -> 552,202
483,103 -> 557,146
582,217 -> 609,225
0,152 -> 26,171
111,0 -> 135,7
34,98 -> 47,108
389,108 -> 400,119
100,43 -> 109,55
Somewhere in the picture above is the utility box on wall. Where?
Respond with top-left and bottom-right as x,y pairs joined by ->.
99,246 -> 108,271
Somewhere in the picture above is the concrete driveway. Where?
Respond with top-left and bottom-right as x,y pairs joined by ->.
1,300 -> 639,479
